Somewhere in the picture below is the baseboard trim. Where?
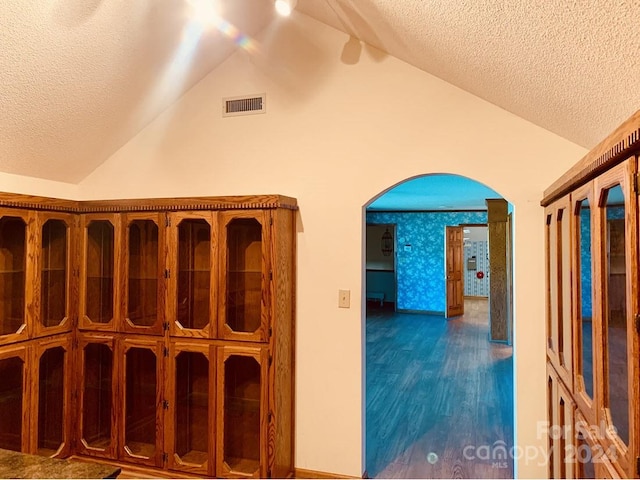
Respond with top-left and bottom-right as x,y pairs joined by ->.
294,468 -> 361,479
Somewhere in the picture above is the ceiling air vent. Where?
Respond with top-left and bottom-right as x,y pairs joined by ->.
223,94 -> 266,117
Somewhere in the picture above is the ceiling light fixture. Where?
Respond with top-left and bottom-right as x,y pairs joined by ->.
275,0 -> 297,16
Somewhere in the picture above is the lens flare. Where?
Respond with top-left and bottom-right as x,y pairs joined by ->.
187,0 -> 259,53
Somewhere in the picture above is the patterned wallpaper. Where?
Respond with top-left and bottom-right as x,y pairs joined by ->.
464,240 -> 489,297
366,211 -> 487,313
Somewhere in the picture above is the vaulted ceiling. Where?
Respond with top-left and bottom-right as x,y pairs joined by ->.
2,0 -> 639,184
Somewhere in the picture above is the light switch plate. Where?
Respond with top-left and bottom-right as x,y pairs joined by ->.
338,289 -> 350,308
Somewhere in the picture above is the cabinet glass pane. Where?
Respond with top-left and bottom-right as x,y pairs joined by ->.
226,219 -> 262,333
0,356 -> 23,451
82,343 -> 112,449
559,209 -> 572,365
545,214 -> 552,350
177,220 -> 210,330
576,199 -> 593,398
175,351 -> 209,465
86,221 -> 114,324
0,217 -> 26,336
128,221 -> 158,327
41,220 -> 67,327
224,355 -> 260,473
38,347 -> 65,455
556,209 -> 566,365
125,347 -> 157,458
603,185 -> 628,445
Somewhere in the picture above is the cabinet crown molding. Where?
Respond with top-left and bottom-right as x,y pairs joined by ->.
0,193 -> 298,213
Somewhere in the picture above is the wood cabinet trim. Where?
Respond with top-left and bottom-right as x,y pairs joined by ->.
542,109 -> 640,207
0,193 -> 298,214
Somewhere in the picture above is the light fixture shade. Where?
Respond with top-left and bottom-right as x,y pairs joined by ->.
275,0 -> 298,16
381,228 -> 393,256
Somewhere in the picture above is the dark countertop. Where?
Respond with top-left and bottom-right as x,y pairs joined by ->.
0,449 -> 121,479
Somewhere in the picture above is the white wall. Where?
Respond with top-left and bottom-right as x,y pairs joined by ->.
77,13 -> 588,478
0,172 -> 78,199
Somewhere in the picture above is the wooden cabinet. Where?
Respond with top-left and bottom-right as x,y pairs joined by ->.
79,214 -> 120,331
0,210 -> 32,345
119,336 -> 164,467
32,335 -> 72,457
166,211 -> 216,338
218,211 -> 270,343
122,213 -> 165,335
77,333 -> 117,459
166,340 -> 213,475
34,213 -> 75,338
216,345 -> 268,478
0,345 -> 29,453
543,111 -> 640,478
0,193 -> 295,478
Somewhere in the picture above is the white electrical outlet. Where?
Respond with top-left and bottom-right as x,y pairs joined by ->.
338,289 -> 350,308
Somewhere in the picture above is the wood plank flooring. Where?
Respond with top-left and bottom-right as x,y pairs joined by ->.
366,298 -> 514,479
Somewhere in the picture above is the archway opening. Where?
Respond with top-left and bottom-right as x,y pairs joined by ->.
363,173 -> 514,479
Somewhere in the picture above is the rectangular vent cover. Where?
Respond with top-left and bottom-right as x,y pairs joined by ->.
223,94 -> 266,117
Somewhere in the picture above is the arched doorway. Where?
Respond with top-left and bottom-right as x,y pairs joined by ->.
363,173 -> 515,478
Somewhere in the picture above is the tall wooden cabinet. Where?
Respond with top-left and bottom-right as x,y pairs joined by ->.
0,194 -> 296,478
543,111 -> 640,478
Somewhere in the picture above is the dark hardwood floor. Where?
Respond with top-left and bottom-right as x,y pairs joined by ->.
366,298 -> 514,479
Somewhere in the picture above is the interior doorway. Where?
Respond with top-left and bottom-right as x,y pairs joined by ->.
364,174 -> 514,479
365,224 -> 396,311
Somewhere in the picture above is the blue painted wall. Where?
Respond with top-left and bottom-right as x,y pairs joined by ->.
366,211 -> 487,313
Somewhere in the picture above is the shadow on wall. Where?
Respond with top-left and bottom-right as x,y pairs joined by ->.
252,20 -> 334,105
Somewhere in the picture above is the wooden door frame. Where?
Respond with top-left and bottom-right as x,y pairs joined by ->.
365,223 -> 397,311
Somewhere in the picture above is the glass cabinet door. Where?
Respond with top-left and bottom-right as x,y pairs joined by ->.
0,347 -> 28,453
36,213 -> 73,336
594,160 -> 638,476
167,342 -> 212,475
219,211 -> 270,342
80,215 -> 119,330
34,338 -> 70,457
545,196 -> 573,389
0,211 -> 30,344
572,183 -> 597,423
216,346 -> 266,478
120,339 -> 162,467
78,335 -> 116,458
168,212 -> 214,338
123,214 -> 164,335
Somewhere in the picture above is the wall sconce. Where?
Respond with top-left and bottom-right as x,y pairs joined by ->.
381,228 -> 393,256
275,0 -> 297,16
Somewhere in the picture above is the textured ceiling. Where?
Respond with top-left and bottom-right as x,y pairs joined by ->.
298,0 -> 640,150
0,0 -> 275,182
2,0 -> 640,184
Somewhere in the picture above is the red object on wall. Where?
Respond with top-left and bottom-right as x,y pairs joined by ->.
476,271 -> 484,279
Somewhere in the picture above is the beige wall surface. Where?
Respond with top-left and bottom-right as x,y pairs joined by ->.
0,172 -> 78,199
66,13 -> 588,478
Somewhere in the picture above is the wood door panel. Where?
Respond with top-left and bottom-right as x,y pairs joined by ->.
446,226 -> 464,318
